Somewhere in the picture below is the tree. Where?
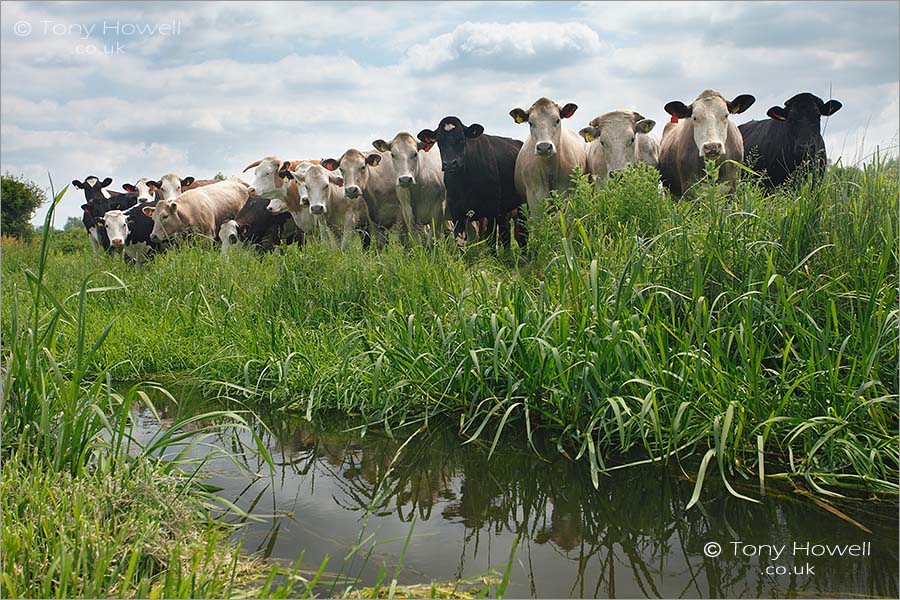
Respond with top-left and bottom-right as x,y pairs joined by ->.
213,172 -> 226,181
1,174 -> 46,241
63,216 -> 83,231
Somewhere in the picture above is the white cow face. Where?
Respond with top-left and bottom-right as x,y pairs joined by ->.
100,209 -> 129,247
373,133 -> 433,188
510,97 -> 578,158
323,150 -> 381,199
665,90 -> 755,159
283,164 -> 342,216
219,219 -> 242,253
244,157 -> 289,199
144,199 -> 186,242
580,111 -> 656,176
122,178 -> 156,202
266,197 -> 289,214
151,173 -> 196,201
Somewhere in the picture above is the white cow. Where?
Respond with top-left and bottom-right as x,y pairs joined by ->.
578,110 -> 659,190
143,179 -> 249,242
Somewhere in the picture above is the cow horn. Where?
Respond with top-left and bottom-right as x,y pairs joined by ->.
242,159 -> 263,173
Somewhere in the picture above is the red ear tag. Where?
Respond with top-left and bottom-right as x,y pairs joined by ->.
337,180 -> 344,187
148,183 -> 156,190
670,115 -> 678,123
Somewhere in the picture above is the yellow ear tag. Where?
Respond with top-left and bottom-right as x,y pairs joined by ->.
283,176 -> 290,183
583,132 -> 594,142
514,114 -> 525,124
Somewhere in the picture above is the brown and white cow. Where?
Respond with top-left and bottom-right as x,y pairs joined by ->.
372,132 -> 446,244
244,156 -> 320,235
658,89 -> 755,197
280,163 -> 371,250
143,179 -> 249,242
321,149 -> 400,246
510,97 -> 587,214
578,110 -> 659,190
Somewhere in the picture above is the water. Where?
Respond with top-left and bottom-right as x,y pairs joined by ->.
130,403 -> 898,598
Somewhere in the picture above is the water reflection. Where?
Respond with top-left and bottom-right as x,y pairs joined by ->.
133,405 -> 899,598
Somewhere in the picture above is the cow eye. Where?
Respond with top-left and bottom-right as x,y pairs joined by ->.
359,166 -> 365,173
555,118 -> 560,125
629,137 -> 635,144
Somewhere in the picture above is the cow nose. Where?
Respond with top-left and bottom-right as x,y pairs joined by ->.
266,206 -> 275,213
301,197 -> 310,206
345,186 -> 360,198
398,175 -> 413,186
111,238 -> 124,246
229,234 -> 238,244
703,142 -> 723,157
310,205 -> 324,215
536,142 -> 554,156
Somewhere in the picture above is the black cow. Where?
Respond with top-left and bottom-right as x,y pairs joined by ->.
96,199 -> 164,263
218,196 -> 300,252
417,117 -> 525,249
72,176 -> 139,254
739,92 -> 842,189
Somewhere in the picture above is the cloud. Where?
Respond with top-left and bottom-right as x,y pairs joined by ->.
405,21 -> 604,72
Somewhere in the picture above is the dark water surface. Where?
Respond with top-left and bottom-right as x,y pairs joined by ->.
130,404 -> 898,598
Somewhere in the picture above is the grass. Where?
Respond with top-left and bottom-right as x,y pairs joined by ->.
1,156 -> 897,595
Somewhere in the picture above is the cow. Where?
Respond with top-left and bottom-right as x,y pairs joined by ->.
738,92 -> 842,189
578,110 -> 659,190
244,156 -> 319,236
371,133 -> 446,244
145,173 -> 217,201
142,179 -> 250,243
658,89 -> 756,197
97,199 -> 163,263
121,178 -> 157,203
219,196 -> 297,253
417,117 -> 526,249
321,149 -> 400,246
510,97 -> 587,215
279,163 -> 371,250
72,176 -> 138,254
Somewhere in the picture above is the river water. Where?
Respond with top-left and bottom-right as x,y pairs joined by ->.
130,403 -> 898,598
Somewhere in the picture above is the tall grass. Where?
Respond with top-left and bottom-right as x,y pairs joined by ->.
2,157 -> 897,507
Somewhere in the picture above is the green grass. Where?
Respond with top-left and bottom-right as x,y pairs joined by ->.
3,158 -> 898,505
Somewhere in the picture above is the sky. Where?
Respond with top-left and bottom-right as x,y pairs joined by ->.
1,1 -> 898,228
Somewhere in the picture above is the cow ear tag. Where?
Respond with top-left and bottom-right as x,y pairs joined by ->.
670,115 -> 678,123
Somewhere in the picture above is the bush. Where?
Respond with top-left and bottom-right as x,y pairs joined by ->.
1,173 -> 46,242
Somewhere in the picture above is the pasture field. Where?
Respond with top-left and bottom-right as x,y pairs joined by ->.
2,160 -> 898,597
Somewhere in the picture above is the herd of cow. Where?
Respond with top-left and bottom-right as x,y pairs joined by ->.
74,89 -> 841,261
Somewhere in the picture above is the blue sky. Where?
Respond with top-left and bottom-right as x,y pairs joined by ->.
1,1 -> 897,227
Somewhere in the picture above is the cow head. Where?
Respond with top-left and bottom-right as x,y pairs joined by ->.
144,198 -> 187,242
218,219 -> 242,253
510,97 -> 577,158
373,132 -> 432,188
766,92 -> 842,136
281,163 -> 342,216
418,116 -> 484,173
100,209 -> 130,247
244,157 -> 292,199
153,173 -> 196,201
72,176 -> 114,202
122,178 -> 157,203
579,110 -> 656,180
325,149 -> 380,199
665,90 -> 755,159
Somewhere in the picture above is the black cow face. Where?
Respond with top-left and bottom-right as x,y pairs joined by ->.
417,117 -> 484,173
767,93 -> 842,131
71,176 -> 114,203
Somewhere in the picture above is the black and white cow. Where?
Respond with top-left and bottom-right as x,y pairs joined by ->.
97,199 -> 162,263
739,92 -> 842,188
417,117 -> 526,248
219,196 -> 299,253
72,176 -> 138,254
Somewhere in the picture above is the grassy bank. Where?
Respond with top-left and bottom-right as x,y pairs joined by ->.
3,159 -> 897,516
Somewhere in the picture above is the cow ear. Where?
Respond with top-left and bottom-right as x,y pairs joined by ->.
727,94 -> 755,114
142,205 -> 156,217
820,100 -> 842,116
465,124 -> 484,138
635,118 -> 656,134
279,169 -> 294,180
72,180 -> 85,189
181,176 -> 195,187
417,129 -> 437,144
147,180 -> 160,190
559,103 -> 578,119
767,106 -> 788,121
365,153 -> 382,167
664,101 -> 692,119
95,218 -> 105,227
417,139 -> 435,152
578,126 -> 600,143
122,183 -> 136,192
81,203 -> 91,212
321,158 -> 340,171
372,139 -> 391,153
100,177 -> 113,187
240,224 -> 249,236
510,108 -> 529,124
